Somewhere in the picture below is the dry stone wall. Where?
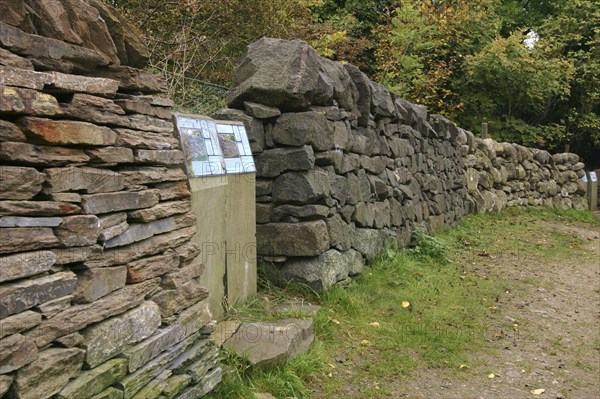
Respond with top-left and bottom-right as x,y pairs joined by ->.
0,2 -> 220,398
217,38 -> 587,292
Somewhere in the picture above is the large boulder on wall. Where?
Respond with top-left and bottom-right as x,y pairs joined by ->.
0,0 -> 149,68
227,38 -> 333,111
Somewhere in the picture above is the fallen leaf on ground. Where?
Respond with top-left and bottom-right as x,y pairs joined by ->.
331,319 -> 340,325
488,373 -> 495,379
401,301 -> 411,309
459,364 -> 469,369
531,388 -> 545,395
369,322 -> 380,328
361,339 -> 370,346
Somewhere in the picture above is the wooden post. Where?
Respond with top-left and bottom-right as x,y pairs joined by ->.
481,123 -> 488,139
564,144 -> 570,153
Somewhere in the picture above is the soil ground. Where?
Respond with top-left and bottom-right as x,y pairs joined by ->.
316,215 -> 600,399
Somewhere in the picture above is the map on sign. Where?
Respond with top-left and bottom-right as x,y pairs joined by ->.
175,114 -> 255,177
590,172 -> 598,182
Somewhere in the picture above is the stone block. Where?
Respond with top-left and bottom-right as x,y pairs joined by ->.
51,245 -> 103,265
60,93 -> 127,126
272,170 -> 331,205
91,65 -> 167,94
0,272 -> 76,319
45,167 -> 124,194
255,146 -> 315,178
0,48 -> 33,70
0,119 -> 26,142
272,111 -> 334,150
85,227 -> 196,268
126,252 -> 180,283
151,279 -> 209,318
36,295 -> 73,319
105,217 -> 177,248
9,348 -> 85,399
19,117 -> 116,146
87,146 -> 135,164
243,101 -> 281,119
0,250 -> 56,283
114,129 -> 179,150
122,301 -> 212,372
223,318 -> 313,368
0,311 -> 41,339
0,141 -> 90,166
55,215 -> 100,247
227,38 -> 324,111
0,166 -> 45,200
160,261 -> 205,289
56,358 -> 128,399
257,221 -> 329,256
156,181 -> 191,201
114,99 -> 171,119
81,301 -> 161,368
81,190 -> 159,214
99,221 -> 129,243
73,266 -> 127,303
0,216 -> 63,227
271,204 -> 330,222
89,387 -> 123,399
276,249 -> 363,291
326,214 -> 353,251
0,374 -> 13,397
127,201 -> 191,223
26,278 -> 160,347
0,86 -> 62,116
0,333 -> 38,373
120,167 -> 186,186
133,149 -> 184,165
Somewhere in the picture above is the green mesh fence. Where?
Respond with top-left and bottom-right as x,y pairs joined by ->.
174,77 -> 230,116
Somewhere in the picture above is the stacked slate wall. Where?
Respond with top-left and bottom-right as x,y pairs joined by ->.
218,38 -> 587,292
0,2 -> 220,399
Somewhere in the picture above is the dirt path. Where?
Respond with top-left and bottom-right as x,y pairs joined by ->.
394,220 -> 600,399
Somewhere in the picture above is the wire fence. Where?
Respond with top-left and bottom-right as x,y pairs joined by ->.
175,76 -> 230,116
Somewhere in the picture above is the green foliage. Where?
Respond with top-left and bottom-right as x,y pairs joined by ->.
408,227 -> 450,264
109,0 -> 599,164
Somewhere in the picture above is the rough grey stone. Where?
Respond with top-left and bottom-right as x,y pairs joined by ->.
56,358 -> 128,399
0,227 -> 60,254
243,101 -> 281,119
227,38 -> 327,111
255,146 -> 315,177
81,190 -> 159,214
0,311 -> 41,339
272,170 -> 330,205
274,249 -> 363,291
73,266 -> 127,304
26,278 -> 161,348
224,318 -> 313,368
45,167 -> 124,194
0,272 -> 77,319
0,250 -> 56,283
81,301 -> 161,368
0,216 -> 63,227
0,333 -> 38,373
0,166 -> 45,200
105,217 -> 177,248
10,347 -> 85,399
272,111 -> 334,150
122,300 -> 212,372
257,221 -> 330,257
55,215 -> 100,247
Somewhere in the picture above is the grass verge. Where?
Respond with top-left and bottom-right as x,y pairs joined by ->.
205,207 -> 599,399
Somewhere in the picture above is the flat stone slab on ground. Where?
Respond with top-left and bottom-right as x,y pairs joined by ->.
223,318 -> 314,369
